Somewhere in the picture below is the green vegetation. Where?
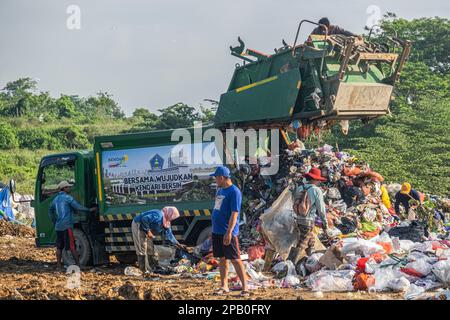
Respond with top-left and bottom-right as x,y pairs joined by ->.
0,14 -> 448,197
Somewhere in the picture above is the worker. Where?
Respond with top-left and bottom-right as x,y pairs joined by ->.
288,167 -> 330,264
394,183 -> 422,218
48,181 -> 96,269
131,207 -> 186,273
311,17 -> 360,38
210,166 -> 249,297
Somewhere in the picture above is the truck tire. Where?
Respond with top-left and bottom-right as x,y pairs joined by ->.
62,228 -> 92,266
196,226 -> 212,246
115,253 -> 137,265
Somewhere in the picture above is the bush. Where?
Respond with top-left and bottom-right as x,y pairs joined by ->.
0,122 -> 19,149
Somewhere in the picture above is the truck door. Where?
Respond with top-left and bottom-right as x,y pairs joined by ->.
34,154 -> 82,246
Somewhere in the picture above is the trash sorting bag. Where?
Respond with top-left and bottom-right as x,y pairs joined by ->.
260,187 -> 299,260
272,260 -> 297,279
305,253 -> 324,273
306,270 -> 355,292
432,260 -> 450,285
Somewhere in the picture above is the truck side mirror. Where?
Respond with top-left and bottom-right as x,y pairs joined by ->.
9,179 -> 16,194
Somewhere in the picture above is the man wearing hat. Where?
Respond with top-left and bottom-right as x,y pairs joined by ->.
394,182 -> 422,218
210,166 -> 249,297
288,167 -> 330,264
48,181 -> 96,269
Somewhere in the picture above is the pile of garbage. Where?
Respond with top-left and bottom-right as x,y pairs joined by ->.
159,142 -> 450,299
0,219 -> 35,238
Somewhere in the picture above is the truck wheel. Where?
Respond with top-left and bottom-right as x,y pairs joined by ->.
196,226 -> 212,246
115,253 -> 137,265
62,228 -> 92,266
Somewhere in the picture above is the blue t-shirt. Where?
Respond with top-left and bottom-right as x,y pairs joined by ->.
211,185 -> 242,237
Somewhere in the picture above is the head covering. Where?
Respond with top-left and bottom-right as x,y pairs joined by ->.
304,168 -> 327,182
162,206 -> 180,228
57,181 -> 72,190
401,182 -> 411,195
210,166 -> 231,178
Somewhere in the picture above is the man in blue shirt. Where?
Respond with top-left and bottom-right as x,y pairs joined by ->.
210,166 -> 248,297
131,207 -> 186,273
48,181 -> 95,269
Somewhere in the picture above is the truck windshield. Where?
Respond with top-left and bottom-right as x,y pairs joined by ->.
40,157 -> 76,200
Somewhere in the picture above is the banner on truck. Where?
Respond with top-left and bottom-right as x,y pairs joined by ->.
101,142 -> 221,205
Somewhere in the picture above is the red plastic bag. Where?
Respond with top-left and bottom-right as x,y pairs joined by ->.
353,273 -> 375,290
356,258 -> 369,273
247,245 -> 265,261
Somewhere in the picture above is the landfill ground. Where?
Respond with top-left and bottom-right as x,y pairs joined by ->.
0,235 -> 407,300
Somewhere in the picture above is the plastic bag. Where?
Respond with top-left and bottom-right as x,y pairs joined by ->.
124,266 -> 142,277
387,277 -> 410,292
272,260 -> 297,279
432,260 -> 450,285
306,270 -> 355,292
372,267 -> 404,292
404,284 -> 426,300
280,275 -> 300,288
305,253 -> 324,273
401,260 -> 433,278
353,273 -> 375,290
341,238 -> 385,256
327,187 -> 341,200
260,187 -> 298,260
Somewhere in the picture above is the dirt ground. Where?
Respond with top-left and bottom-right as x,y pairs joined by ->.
0,233 -> 410,300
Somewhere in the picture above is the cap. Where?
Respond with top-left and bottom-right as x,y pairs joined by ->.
57,181 -> 73,190
210,166 -> 231,178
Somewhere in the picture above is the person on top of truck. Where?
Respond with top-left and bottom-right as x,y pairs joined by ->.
131,207 -> 187,273
310,17 -> 361,38
48,181 -> 96,269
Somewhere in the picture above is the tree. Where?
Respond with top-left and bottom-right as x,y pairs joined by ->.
155,103 -> 202,130
87,92 -> 125,120
1,78 -> 38,117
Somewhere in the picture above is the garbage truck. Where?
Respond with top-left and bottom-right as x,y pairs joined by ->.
14,20 -> 410,265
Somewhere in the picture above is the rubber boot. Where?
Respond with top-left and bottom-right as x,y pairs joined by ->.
137,255 -> 146,273
287,247 -> 302,265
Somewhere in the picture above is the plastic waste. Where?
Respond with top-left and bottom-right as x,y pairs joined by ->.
124,266 -> 143,277
272,260 -> 297,279
432,259 -> 450,285
260,187 -> 299,260
404,284 -> 426,300
387,277 -> 410,292
305,253 -> 324,273
327,188 -> 341,200
401,259 -> 433,278
251,258 -> 266,273
372,267 -> 405,292
341,238 -> 385,256
306,270 -> 355,292
280,275 -> 300,288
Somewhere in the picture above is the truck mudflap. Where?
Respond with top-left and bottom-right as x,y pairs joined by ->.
102,209 -> 212,253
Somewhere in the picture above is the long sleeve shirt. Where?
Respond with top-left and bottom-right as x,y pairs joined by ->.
133,209 -> 179,246
395,189 -> 421,215
295,184 -> 328,229
48,191 -> 90,231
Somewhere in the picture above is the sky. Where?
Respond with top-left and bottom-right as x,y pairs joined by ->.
0,0 -> 448,116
